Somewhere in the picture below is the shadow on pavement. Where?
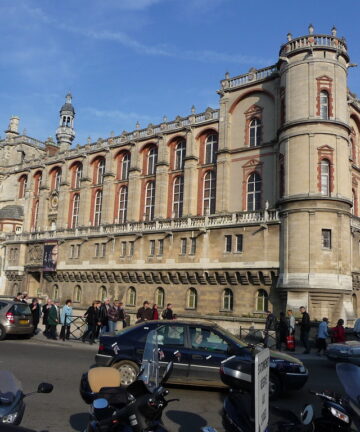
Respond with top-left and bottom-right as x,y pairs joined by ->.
69,412 -> 89,431
166,410 -> 209,432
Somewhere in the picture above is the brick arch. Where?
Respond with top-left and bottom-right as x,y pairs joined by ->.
115,150 -> 131,180
141,143 -> 158,175
139,141 -> 158,153
168,136 -> 187,171
197,129 -> 218,165
229,88 -> 275,115
49,165 -> 62,191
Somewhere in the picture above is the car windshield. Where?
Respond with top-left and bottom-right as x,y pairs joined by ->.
10,304 -> 31,316
336,363 -> 360,406
0,371 -> 22,404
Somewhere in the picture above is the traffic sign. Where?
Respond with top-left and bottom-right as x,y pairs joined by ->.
254,348 -> 270,432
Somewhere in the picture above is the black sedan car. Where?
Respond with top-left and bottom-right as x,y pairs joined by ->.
93,320 -> 308,399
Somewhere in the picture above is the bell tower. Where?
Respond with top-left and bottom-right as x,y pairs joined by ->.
56,93 -> 75,152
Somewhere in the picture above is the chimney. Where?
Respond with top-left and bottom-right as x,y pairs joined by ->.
5,116 -> 20,138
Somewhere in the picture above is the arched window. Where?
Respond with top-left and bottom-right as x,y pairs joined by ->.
34,171 -> 42,196
127,287 -> 136,306
249,118 -> 262,147
173,176 -> 184,218
203,171 -> 216,215
222,288 -> 233,311
186,288 -> 197,309
93,190 -> 103,226
144,181 -> 155,221
147,147 -> 158,175
247,172 -> 261,211
71,194 -> 80,228
32,200 -> 39,230
53,284 -> 59,300
175,140 -> 186,170
321,159 -> 330,195
74,163 -> 83,189
99,286 -> 107,302
121,153 -> 130,180
320,91 -> 329,120
95,159 -> 106,185
118,186 -> 128,223
352,294 -> 358,315
256,289 -> 268,312
54,168 -> 62,191
18,175 -> 28,198
205,134 -> 218,164
155,287 -> 165,308
74,285 -> 82,302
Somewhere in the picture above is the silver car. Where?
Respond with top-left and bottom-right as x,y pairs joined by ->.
0,300 -> 33,340
326,340 -> 360,365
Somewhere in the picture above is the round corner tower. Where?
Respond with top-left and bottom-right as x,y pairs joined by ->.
277,25 -> 354,322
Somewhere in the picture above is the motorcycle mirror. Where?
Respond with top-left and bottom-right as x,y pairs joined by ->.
161,361 -> 173,385
300,404 -> 314,425
93,398 -> 109,410
37,383 -> 53,394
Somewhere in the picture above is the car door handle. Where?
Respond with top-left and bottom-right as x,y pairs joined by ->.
192,355 -> 203,360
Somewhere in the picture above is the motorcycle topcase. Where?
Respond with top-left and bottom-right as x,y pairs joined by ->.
220,356 -> 253,392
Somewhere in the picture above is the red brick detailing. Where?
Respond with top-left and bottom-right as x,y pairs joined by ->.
241,159 -> 263,210
113,182 -> 128,222
317,145 -> 334,193
115,150 -> 131,179
49,166 -> 61,191
30,199 -> 39,230
18,175 -> 27,198
316,76 -> 333,118
69,161 -> 82,189
167,135 -> 185,170
67,191 -> 77,228
197,129 -> 218,164
139,179 -> 155,221
140,143 -> 157,175
197,168 -> 215,215
91,157 -> 105,184
33,171 -> 42,196
352,178 -> 358,216
90,187 -> 102,225
229,88 -> 275,115
244,105 -> 263,147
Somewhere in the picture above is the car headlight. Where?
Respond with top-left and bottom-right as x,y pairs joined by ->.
330,407 -> 349,423
299,365 -> 306,373
2,412 -> 18,423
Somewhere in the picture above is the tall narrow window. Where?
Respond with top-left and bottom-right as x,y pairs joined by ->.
74,285 -> 82,302
320,91 -> 329,120
155,287 -> 165,308
18,175 -> 27,198
181,238 -> 187,255
205,134 -> 218,164
222,288 -> 233,311
74,164 -> 82,189
249,118 -> 262,147
225,235 -> 232,253
147,147 -> 158,175
173,176 -> 184,218
96,159 -> 105,185
121,153 -> 130,180
71,194 -> 80,228
247,172 -> 261,211
99,286 -> 107,302
190,237 -> 196,255
144,181 -> 155,221
175,140 -> 186,170
256,289 -> 268,312
322,229 -> 332,249
118,186 -> 128,223
55,169 -> 62,191
93,190 -> 103,226
34,172 -> 42,196
203,171 -> 216,215
236,234 -> 243,253
149,240 -> 155,256
321,159 -> 330,195
127,287 -> 136,306
187,288 -> 197,309
32,200 -> 39,230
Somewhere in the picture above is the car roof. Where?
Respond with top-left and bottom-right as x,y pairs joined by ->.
137,320 -> 219,328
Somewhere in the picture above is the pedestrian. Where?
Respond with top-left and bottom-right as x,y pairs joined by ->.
60,299 -> 73,341
117,301 -> 127,328
276,312 -> 288,351
107,301 -> 119,333
316,317 -> 329,355
287,310 -> 295,336
13,292 -> 23,302
42,298 -> 52,338
354,317 -> 360,339
30,298 -> 41,335
22,292 -> 29,304
47,300 -> 59,340
82,301 -> 102,344
299,306 -> 311,354
152,304 -> 159,320
264,310 -> 277,348
100,298 -> 111,334
161,303 -> 174,320
331,319 -> 346,343
136,301 -> 153,322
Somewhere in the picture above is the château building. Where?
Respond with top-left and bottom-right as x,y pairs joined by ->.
1,25 -> 359,326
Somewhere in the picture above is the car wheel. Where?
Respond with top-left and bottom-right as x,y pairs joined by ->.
112,360 -> 139,386
269,373 -> 282,400
0,325 -> 6,341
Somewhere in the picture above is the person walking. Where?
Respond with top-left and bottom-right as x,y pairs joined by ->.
286,309 -> 296,351
299,306 -> 311,354
161,303 -> 174,320
316,317 -> 329,355
332,319 -> 346,343
100,299 -> 111,334
47,301 -> 59,340
107,301 -> 119,333
42,298 -> 52,338
136,301 -> 153,322
264,310 -> 277,348
30,298 -> 41,335
276,312 -> 288,351
82,301 -> 102,344
152,304 -> 159,320
60,299 -> 73,341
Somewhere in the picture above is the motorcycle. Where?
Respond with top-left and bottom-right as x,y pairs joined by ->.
0,370 -> 53,426
84,326 -> 177,432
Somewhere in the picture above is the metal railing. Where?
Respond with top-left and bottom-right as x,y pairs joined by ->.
239,326 -> 276,348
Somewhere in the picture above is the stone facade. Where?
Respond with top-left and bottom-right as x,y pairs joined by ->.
0,26 -> 359,325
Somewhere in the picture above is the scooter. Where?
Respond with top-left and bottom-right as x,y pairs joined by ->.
0,370 -> 53,426
84,327 -> 177,432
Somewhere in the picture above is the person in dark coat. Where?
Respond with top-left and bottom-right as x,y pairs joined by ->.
47,302 -> 59,340
161,303 -> 174,320
30,298 -> 41,334
42,298 -> 52,337
299,306 -> 311,354
152,304 -> 159,320
117,302 -> 127,328
136,301 -> 153,322
13,292 -> 23,302
82,301 -> 102,344
276,312 -> 288,351
99,299 -> 111,334
264,310 -> 277,348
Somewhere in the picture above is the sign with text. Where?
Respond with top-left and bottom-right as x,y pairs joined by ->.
254,348 -> 270,432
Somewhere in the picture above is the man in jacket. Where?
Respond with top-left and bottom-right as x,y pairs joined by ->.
47,301 -> 59,340
42,298 -> 52,338
264,310 -> 277,348
136,301 -> 153,322
100,299 -> 111,334
162,303 -> 174,320
60,299 -> 73,341
300,306 -> 311,354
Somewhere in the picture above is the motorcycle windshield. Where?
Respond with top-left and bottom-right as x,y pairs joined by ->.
139,328 -> 160,391
0,371 -> 22,404
336,363 -> 360,406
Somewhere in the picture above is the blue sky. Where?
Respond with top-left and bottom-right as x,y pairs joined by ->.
1,0 -> 360,144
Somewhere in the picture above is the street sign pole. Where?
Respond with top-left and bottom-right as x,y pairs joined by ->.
253,348 -> 270,432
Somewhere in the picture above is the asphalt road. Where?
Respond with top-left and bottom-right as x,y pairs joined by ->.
0,337 -> 344,432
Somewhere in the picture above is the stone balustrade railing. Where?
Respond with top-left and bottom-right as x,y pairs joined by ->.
280,34 -> 347,57
221,65 -> 278,91
5,210 -> 279,243
0,135 -> 44,148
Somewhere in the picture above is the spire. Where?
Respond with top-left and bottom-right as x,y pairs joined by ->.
56,93 -> 75,152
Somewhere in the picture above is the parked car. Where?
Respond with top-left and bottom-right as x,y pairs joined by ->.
0,300 -> 33,340
326,340 -> 360,365
91,320 -> 308,399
